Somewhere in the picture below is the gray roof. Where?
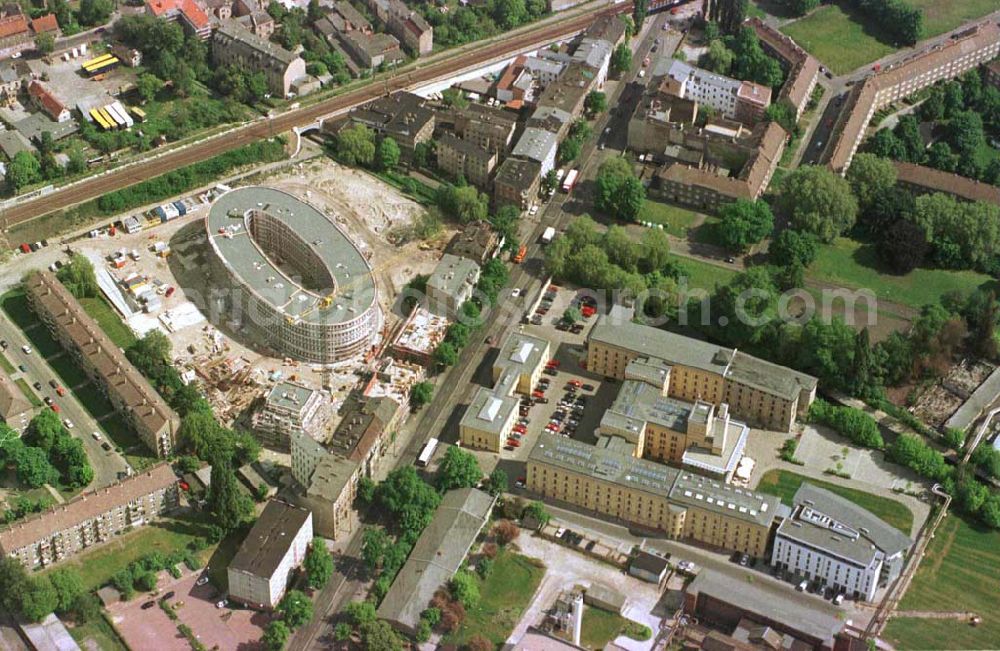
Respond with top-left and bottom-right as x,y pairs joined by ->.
265,381 -> 317,413
459,386 -> 518,435
307,453 -> 358,501
668,471 -> 779,527
727,351 -> 817,401
495,157 -> 541,191
0,130 -> 33,159
688,570 -> 845,644
776,483 -> 912,567
680,418 -> 748,476
512,127 -> 558,164
945,365 -> 1000,432
206,186 -> 377,326
631,549 -> 669,575
228,500 -> 311,578
495,332 -> 549,378
589,317 -> 735,376
573,38 -> 612,71
530,432 -> 680,500
437,133 -> 494,162
216,20 -> 299,65
377,488 -> 495,632
427,253 -> 480,300
602,379 -> 692,435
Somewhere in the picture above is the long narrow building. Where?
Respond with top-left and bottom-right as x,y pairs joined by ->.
26,271 -> 180,457
0,464 -> 179,569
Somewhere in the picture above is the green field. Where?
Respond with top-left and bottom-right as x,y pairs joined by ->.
444,550 -> 546,647
636,200 -> 703,238
884,514 -> 1000,649
579,606 -> 650,649
79,296 -> 136,350
68,614 -> 129,651
781,0 -> 998,75
780,3 -> 897,74
756,470 -> 913,534
809,238 -> 994,310
42,513 -> 218,592
673,255 -> 737,293
14,378 -> 42,407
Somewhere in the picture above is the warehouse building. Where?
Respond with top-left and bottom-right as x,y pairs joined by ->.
228,500 -> 313,609
26,271 -> 180,457
770,483 -> 911,602
0,464 -> 179,569
205,187 -> 381,364
586,318 -> 816,433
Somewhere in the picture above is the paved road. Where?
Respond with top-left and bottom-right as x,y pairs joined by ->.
0,311 -> 130,489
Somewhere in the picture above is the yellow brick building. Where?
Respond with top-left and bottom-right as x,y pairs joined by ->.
587,319 -> 816,433
527,433 -> 778,557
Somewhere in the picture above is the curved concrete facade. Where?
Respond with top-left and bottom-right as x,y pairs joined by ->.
205,186 -> 381,363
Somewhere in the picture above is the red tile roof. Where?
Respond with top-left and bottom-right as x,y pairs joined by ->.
0,14 -> 29,39
146,0 -> 176,17
27,80 -> 67,120
30,13 -> 59,34
180,0 -> 210,29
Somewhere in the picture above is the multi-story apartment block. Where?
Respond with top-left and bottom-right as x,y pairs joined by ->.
212,21 -> 306,97
146,0 -> 212,39
251,381 -> 326,450
893,161 -> 1000,206
662,60 -> 771,125
460,332 -> 550,452
0,464 -> 179,569
771,483 -> 911,602
452,104 -> 518,153
986,60 -> 1000,90
228,500 -> 313,609
314,1 -> 401,70
425,253 -> 481,317
291,392 -> 402,539
26,272 -> 180,457
445,220 -> 503,265
511,127 -> 559,178
827,21 -> 1000,174
348,92 -> 435,155
436,134 -> 497,189
493,157 -> 542,210
650,120 -> 787,211
586,318 -> 816,433
527,434 -> 779,557
747,17 -> 820,121
366,0 -> 431,55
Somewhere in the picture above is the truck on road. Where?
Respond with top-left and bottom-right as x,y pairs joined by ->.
561,169 -> 579,193
541,227 -> 556,244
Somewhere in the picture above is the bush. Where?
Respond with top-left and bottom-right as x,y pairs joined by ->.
809,401 -> 884,449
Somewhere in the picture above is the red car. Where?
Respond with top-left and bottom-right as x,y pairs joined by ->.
532,390 -> 545,399
55,386 -> 66,397
178,481 -> 190,491
569,379 -> 582,388
546,359 -> 560,368
506,438 -> 521,448
513,425 -> 527,434
50,403 -> 61,413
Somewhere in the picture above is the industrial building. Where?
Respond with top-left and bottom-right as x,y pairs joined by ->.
227,500 -> 313,609
0,464 -> 179,569
586,318 -> 816,433
204,186 -> 381,364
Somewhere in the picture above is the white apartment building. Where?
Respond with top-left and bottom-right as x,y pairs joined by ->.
770,483 -> 911,602
662,60 -> 771,124
227,500 -> 313,609
252,381 -> 325,450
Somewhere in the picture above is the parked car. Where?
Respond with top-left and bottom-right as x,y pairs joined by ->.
92,431 -> 102,441
32,381 -> 41,390
102,442 -> 112,451
21,345 -> 31,354
514,478 -> 526,489
142,601 -> 156,610
797,580 -> 808,592
196,576 -> 210,586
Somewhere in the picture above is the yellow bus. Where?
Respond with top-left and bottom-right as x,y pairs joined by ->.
82,54 -> 119,77
130,106 -> 147,122
98,107 -> 118,129
89,108 -> 113,130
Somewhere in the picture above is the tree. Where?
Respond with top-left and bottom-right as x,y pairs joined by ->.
135,73 -> 164,104
56,254 -> 99,299
778,165 -> 857,242
362,527 -> 389,571
360,620 -> 403,650
263,620 -> 290,651
449,570 -> 480,608
704,39 -> 734,74
485,467 -> 508,496
433,341 -> 459,368
879,219 -> 928,274
846,153 -> 897,214
278,590 -> 313,629
14,445 -> 59,488
867,129 -> 907,160
920,90 -> 946,121
541,169 -> 559,195
943,427 -> 967,451
35,31 -> 55,55
436,184 -> 489,223
558,137 -> 581,164
595,157 -> 644,221
7,151 -> 41,193
784,0 -> 819,16
769,229 -> 817,268
377,138 -> 400,172
611,43 -> 632,76
926,141 -> 957,172
717,199 -> 773,253
585,91 -> 607,115
19,578 -> 59,622
947,110 -> 985,158
336,124 -> 376,167
492,519 -> 520,545
523,500 -> 550,525
304,539 -> 334,589
709,0 -> 748,34
410,381 -> 434,408
346,599 -> 378,626
47,569 -> 83,613
77,0 -> 113,26
207,458 -> 253,532
632,0 -> 647,27
436,446 -> 481,492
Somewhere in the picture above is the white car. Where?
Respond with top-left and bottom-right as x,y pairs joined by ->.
216,599 -> 228,609
92,432 -> 102,441
511,288 -> 522,298
21,345 -> 31,354
196,576 -> 210,587
528,205 -> 539,216
63,419 -> 74,429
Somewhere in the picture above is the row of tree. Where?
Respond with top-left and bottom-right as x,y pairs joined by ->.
432,259 -> 509,368
845,0 -> 923,46
702,23 -> 784,90
416,0 -> 548,48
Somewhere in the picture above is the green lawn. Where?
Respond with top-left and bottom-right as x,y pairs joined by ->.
67,614 -> 129,651
41,513 -> 218,592
884,514 -> 1000,649
0,354 -> 14,374
79,296 -> 136,350
809,238 -> 994,310
756,470 -> 913,534
14,378 -> 42,407
780,3 -> 897,74
636,200 -> 703,238
673,255 -> 737,294
443,550 -> 546,647
689,216 -> 725,248
781,0 -> 998,75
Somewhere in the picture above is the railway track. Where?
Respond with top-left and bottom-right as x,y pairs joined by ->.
1,4 -> 627,229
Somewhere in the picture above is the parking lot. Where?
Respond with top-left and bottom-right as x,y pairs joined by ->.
107,567 -> 270,651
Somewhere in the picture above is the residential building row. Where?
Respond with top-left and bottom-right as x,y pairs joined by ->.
313,0 -> 402,73
826,21 -> 1000,174
365,0 -> 432,56
0,464 -> 179,569
892,160 -> 1000,207
661,60 -> 772,125
0,5 -> 60,60
25,271 -> 180,457
227,499 -> 313,609
746,17 -> 820,121
212,20 -> 307,98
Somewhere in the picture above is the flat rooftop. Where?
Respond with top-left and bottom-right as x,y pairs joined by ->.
460,386 -> 518,435
206,186 -> 377,326
668,472 -> 779,527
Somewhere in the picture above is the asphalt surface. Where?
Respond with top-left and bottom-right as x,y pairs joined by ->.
0,310 -> 130,490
